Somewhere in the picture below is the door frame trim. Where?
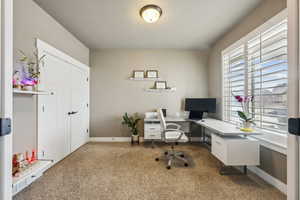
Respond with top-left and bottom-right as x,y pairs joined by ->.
0,0 -> 13,199
287,0 -> 300,199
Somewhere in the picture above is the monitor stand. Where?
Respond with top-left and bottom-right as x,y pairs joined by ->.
189,111 -> 204,120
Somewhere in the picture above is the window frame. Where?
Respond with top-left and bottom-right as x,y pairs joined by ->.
222,9 -> 288,136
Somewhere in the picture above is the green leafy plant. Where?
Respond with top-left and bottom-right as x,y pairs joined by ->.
122,113 -> 141,136
237,111 -> 255,125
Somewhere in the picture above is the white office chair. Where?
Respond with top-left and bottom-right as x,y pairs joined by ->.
155,108 -> 189,169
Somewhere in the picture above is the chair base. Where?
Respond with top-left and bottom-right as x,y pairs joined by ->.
156,149 -> 189,169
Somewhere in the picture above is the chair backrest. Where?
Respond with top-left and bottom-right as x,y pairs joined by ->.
157,108 -> 167,132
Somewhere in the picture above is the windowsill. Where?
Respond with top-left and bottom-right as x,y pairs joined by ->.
250,129 -> 287,155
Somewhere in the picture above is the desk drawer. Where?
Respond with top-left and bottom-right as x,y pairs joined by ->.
144,124 -> 161,132
211,134 -> 226,163
144,131 -> 161,140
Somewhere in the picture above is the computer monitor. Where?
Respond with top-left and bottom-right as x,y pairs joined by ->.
185,98 -> 216,119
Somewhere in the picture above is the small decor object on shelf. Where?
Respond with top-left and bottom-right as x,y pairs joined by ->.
21,78 -> 38,91
233,94 -> 255,132
13,71 -> 22,90
122,112 -> 141,145
146,70 -> 159,78
155,81 -> 167,89
14,49 -> 46,91
133,70 -> 145,79
12,154 -> 21,176
12,149 -> 38,177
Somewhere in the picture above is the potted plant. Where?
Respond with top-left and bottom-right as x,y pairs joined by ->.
233,94 -> 255,131
122,113 -> 141,143
17,49 -> 45,91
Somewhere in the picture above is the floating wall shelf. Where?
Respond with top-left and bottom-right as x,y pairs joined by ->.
144,88 -> 176,93
13,89 -> 52,95
129,77 -> 161,81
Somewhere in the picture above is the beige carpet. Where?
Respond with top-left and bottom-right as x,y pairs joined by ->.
14,143 -> 286,200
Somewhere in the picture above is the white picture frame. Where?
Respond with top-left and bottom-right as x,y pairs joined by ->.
155,81 -> 167,89
133,70 -> 145,78
146,70 -> 159,78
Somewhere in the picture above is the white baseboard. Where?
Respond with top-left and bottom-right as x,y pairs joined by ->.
248,166 -> 287,195
90,137 -> 201,142
90,137 -> 132,142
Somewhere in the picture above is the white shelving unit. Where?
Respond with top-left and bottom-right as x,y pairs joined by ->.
12,160 -> 52,195
129,77 -> 161,81
144,88 -> 176,93
12,88 -> 52,196
13,89 -> 52,95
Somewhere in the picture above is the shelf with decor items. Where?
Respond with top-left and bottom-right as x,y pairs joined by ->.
130,69 -> 160,81
144,80 -> 176,93
13,89 -> 52,95
144,88 -> 176,93
129,77 -> 161,81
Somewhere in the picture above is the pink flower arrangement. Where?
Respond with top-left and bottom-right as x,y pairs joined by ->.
234,95 -> 253,103
233,94 -> 255,125
20,78 -> 38,86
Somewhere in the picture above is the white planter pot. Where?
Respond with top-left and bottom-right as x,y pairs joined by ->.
132,135 -> 139,142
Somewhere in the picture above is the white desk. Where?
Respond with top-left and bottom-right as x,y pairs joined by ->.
195,118 -> 262,137
144,117 -> 261,175
195,119 -> 260,174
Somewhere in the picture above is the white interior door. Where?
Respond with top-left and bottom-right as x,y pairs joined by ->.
37,39 -> 90,162
38,54 -> 72,163
70,66 -> 89,152
0,0 -> 13,199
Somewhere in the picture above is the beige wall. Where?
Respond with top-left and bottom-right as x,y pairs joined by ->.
208,0 -> 287,119
14,0 -> 89,65
13,0 -> 89,154
90,49 -> 209,137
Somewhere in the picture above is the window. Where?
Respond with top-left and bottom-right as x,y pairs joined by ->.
223,18 -> 288,134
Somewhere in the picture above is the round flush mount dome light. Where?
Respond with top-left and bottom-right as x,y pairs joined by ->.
140,4 -> 162,23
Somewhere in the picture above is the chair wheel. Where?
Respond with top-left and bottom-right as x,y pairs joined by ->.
166,166 -> 171,170
155,158 -> 159,161
184,163 -> 189,167
164,151 -> 168,155
180,154 -> 185,158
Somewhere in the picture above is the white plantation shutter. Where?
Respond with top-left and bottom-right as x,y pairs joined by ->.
247,19 -> 288,133
223,19 -> 288,134
223,45 -> 246,123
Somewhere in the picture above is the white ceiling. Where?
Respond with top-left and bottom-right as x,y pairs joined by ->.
34,0 -> 262,50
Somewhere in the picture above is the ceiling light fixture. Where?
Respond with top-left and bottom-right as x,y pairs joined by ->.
140,4 -> 162,23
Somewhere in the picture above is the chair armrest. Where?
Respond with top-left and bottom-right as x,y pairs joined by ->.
164,129 -> 185,140
166,123 -> 181,130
